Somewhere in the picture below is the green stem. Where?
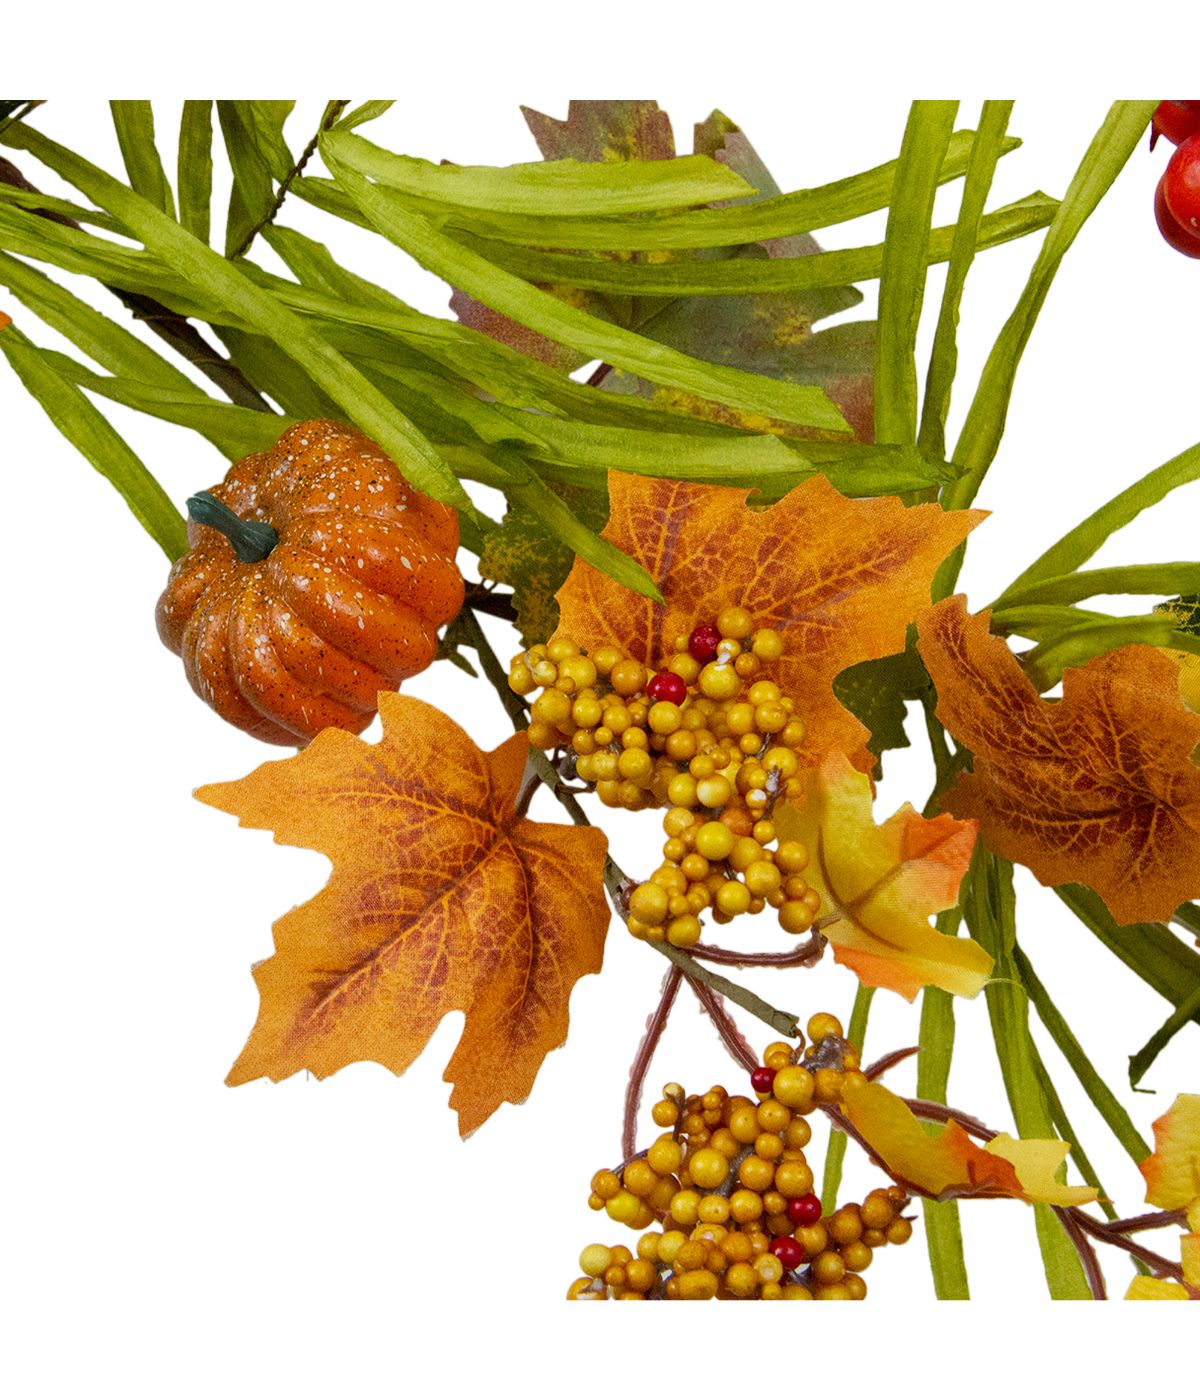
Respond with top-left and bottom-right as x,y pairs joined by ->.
821,984 -> 875,1212
186,491 -> 278,562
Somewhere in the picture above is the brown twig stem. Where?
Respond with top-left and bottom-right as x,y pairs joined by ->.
687,977 -> 759,1073
463,582 -> 517,621
0,153 -> 273,413
688,935 -> 824,969
863,1045 -> 921,1081
231,99 -> 348,259
623,966 -> 682,1159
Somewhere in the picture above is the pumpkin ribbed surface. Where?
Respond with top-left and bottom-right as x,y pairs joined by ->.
157,419 -> 463,744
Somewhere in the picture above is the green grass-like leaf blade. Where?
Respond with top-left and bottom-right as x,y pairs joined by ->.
942,102 -> 1157,515
1013,944 -> 1150,1164
875,101 -> 958,446
324,128 -> 755,214
997,441 -> 1200,601
322,141 -> 849,434
820,985 -> 874,1214
177,100 -> 213,244
919,101 -> 1014,460
0,321 -> 186,558
110,101 -> 175,218
967,852 -> 1092,1299
4,121 -> 472,513
1128,986 -> 1200,1089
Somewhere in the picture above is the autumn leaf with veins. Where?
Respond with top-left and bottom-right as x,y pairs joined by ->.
197,692 -> 610,1135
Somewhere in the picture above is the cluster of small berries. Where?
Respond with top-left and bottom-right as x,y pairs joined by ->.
567,1015 -> 914,1301
1151,101 -> 1200,258
508,608 -> 822,947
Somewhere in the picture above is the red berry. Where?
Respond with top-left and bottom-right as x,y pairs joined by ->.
770,1235 -> 805,1271
646,671 -> 687,705
750,1065 -> 776,1094
1152,100 -> 1200,150
786,1192 -> 823,1225
688,624 -> 721,663
1164,134 -> 1200,239
1156,171 -> 1200,258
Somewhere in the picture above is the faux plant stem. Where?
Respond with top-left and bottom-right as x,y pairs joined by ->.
623,966 -> 682,1159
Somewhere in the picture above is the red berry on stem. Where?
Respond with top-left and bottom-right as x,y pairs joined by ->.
770,1235 -> 806,1270
1156,172 -> 1200,258
688,624 -> 721,663
786,1192 -> 823,1226
646,671 -> 687,705
1164,134 -> 1200,237
1152,100 -> 1200,150
750,1065 -> 776,1094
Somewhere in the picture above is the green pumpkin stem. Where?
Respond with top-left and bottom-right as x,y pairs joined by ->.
187,491 -> 279,563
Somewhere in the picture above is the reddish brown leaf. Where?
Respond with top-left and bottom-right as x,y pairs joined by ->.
555,471 -> 983,771
196,694 -> 610,1133
918,596 -> 1200,923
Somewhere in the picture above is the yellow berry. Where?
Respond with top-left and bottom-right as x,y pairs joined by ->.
605,1191 -> 641,1224
688,1148 -> 730,1191
591,645 -> 622,676
813,1068 -> 844,1104
724,1262 -> 758,1298
669,1190 -> 701,1226
779,901 -> 813,934
508,662 -> 535,694
698,662 -> 740,701
717,606 -> 753,640
751,628 -> 783,661
698,1195 -> 731,1224
667,915 -> 702,948
776,841 -> 809,874
695,821 -> 736,861
730,837 -> 764,872
744,860 -> 782,897
677,1269 -> 719,1300
807,1012 -> 844,1042
696,774 -> 733,808
772,1066 -> 815,1112
714,880 -> 751,917
648,701 -> 682,735
629,883 -> 670,925
579,1244 -> 612,1277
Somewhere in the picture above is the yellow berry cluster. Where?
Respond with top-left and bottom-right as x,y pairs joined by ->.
567,1015 -> 914,1301
508,607 -> 822,948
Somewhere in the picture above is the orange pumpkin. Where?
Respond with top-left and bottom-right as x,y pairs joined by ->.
156,419 -> 464,744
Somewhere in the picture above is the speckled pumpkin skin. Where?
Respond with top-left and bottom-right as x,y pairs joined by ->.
156,419 -> 464,745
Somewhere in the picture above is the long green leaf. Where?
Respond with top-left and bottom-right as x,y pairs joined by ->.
216,101 -> 277,257
5,121 -> 472,513
820,985 -> 874,1215
0,322 -> 186,558
917,908 -> 971,1299
322,141 -> 849,434
0,249 -> 209,391
315,128 -> 1019,252
0,182 -> 124,231
177,100 -> 213,244
967,853 -> 1091,1299
875,101 -> 958,446
1055,884 -> 1200,1022
43,350 -> 288,457
1023,614 -> 1200,689
325,128 -> 755,214
1013,944 -> 1150,1164
994,562 -> 1200,609
997,441 -> 1200,602
1129,985 -> 1200,1089
335,100 -> 395,132
110,101 -> 175,218
919,102 -> 1014,460
448,193 -> 1057,296
942,102 -> 1156,516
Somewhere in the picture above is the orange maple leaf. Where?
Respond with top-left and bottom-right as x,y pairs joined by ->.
774,752 -> 990,999
840,1078 -> 1096,1207
918,596 -> 1200,924
554,472 -> 984,771
196,693 -> 610,1134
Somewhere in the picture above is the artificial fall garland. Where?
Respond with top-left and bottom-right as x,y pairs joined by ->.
1,96 -> 1198,1301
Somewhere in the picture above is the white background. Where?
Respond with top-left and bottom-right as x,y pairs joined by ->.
3,7 -> 1196,1396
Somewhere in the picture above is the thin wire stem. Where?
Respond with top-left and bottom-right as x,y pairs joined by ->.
623,966 -> 682,1159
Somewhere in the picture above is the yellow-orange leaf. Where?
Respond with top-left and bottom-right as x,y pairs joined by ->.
555,472 -> 984,771
196,693 -> 610,1134
918,596 -> 1200,924
840,1077 -> 1097,1207
1140,1094 -> 1200,1217
774,752 -> 990,999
